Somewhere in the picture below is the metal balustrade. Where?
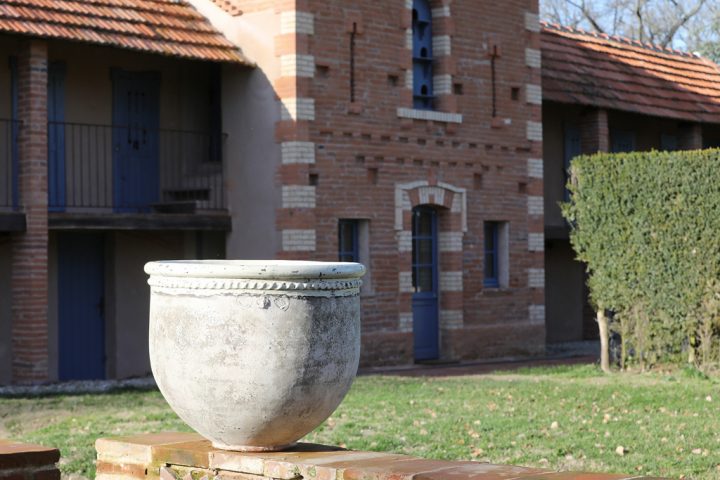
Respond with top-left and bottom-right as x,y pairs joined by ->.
47,122 -> 225,213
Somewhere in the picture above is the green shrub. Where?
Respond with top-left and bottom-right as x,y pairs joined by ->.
562,149 -> 720,370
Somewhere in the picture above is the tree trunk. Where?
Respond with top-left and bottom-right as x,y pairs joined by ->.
597,309 -> 611,373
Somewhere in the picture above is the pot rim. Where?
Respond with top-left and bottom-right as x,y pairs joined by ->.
144,260 -> 365,280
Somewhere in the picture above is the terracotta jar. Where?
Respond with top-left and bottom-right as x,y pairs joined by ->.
144,260 -> 365,451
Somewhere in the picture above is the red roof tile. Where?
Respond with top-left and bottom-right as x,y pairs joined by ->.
0,0 -> 250,64
542,23 -> 720,124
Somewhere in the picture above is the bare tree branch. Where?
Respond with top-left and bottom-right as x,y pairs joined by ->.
659,0 -> 707,47
635,0 -> 645,42
576,0 -> 607,33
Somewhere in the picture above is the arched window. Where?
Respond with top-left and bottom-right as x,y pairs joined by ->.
412,0 -> 433,110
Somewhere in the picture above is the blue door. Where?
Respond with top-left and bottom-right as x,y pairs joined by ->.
112,70 -> 160,212
48,62 -> 66,211
412,206 -> 439,360
58,232 -> 105,380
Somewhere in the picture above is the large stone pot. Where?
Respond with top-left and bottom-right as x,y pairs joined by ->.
144,260 -> 365,452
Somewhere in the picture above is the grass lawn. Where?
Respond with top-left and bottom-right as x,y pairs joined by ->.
1,365 -> 719,479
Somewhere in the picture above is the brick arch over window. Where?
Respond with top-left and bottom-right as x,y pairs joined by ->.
394,181 -> 467,232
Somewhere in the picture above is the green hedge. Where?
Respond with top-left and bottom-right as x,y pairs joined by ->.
562,149 -> 720,369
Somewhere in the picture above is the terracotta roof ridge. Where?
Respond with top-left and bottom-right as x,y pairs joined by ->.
3,0 -> 205,20
541,21 -> 699,59
0,16 -> 233,50
0,10 -> 209,33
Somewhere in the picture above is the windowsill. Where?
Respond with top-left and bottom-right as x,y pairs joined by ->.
482,286 -> 512,294
397,107 -> 462,124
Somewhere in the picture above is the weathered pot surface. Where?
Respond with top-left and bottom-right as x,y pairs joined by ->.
145,260 -> 365,452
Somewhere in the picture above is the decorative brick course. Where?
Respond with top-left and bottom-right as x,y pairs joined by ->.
528,268 -> 545,289
525,48 -> 541,68
281,229 -> 316,252
281,142 -> 315,164
439,271 -> 463,292
432,36 -> 452,56
398,272 -> 413,293
280,11 -> 314,35
525,84 -> 542,105
438,232 -> 463,252
397,231 -> 412,253
280,98 -> 315,121
528,232 -> 544,252
526,120 -> 543,141
525,12 -> 540,32
398,313 -> 413,333
529,304 -> 546,325
527,158 -> 543,179
527,196 -> 544,216
440,310 -> 463,330
282,186 -> 316,209
280,54 -> 315,78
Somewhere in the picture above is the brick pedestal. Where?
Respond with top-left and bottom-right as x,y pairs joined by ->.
0,439 -> 60,480
95,433 -> 664,480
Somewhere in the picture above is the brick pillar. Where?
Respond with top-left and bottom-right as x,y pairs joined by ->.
580,108 -> 609,154
679,122 -> 703,150
275,2 -> 318,259
11,40 -> 49,384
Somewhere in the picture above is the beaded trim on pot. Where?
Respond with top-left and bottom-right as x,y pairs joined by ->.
147,276 -> 362,297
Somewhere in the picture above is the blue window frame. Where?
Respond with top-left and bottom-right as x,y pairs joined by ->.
412,0 -> 433,110
338,219 -> 359,262
484,222 -> 499,288
412,207 -> 437,293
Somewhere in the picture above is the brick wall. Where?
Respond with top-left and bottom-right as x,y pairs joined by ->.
10,40 -> 49,383
228,0 -> 545,365
94,433 -> 663,480
307,0 -> 544,364
0,439 -> 60,480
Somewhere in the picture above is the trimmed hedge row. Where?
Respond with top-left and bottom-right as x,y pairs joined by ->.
562,149 -> 720,370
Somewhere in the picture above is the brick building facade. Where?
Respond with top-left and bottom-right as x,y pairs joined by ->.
0,0 -> 548,384
242,0 -> 547,365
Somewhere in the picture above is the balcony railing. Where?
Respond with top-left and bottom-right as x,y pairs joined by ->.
48,122 -> 226,213
0,119 -> 19,211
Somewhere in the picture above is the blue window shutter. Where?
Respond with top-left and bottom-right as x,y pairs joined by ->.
412,0 -> 433,110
